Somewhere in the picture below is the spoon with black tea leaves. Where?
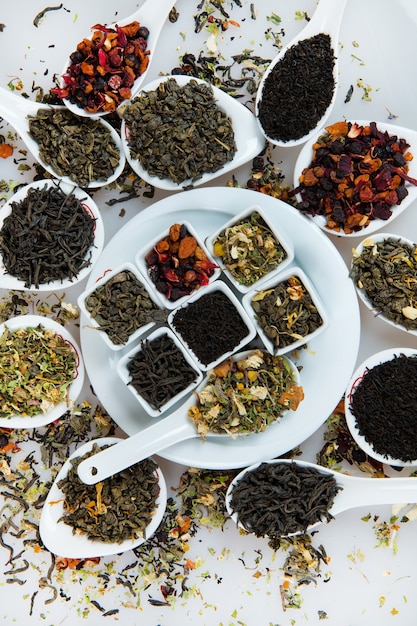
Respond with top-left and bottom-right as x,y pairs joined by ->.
0,86 -> 125,188
255,0 -> 348,148
56,0 -> 177,118
226,459 -> 417,538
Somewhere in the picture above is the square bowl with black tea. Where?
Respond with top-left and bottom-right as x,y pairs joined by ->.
206,204 -> 294,294
242,267 -> 328,355
135,220 -> 221,310
78,262 -> 168,352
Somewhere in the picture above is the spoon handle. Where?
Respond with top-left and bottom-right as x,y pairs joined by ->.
0,86 -> 42,135
332,474 -> 417,516
301,0 -> 348,40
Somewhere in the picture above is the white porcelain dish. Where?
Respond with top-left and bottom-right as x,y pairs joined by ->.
39,437 -> 167,558
120,74 -> 266,191
0,314 -> 84,429
0,180 -> 105,291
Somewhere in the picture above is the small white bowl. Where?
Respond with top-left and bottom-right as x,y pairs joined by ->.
351,233 -> 417,335
116,326 -> 203,418
39,437 -> 167,558
120,74 -> 265,191
78,262 -> 165,351
0,314 -> 84,429
0,179 -> 104,291
293,120 -> 417,237
206,204 -> 294,294
168,279 -> 257,372
135,220 -> 220,311
242,267 -> 328,355
345,348 -> 417,467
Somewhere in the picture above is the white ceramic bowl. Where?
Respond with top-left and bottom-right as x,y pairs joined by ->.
120,74 -> 266,191
242,267 -> 328,355
116,326 -> 203,418
0,179 -> 105,291
78,262 -> 165,351
39,437 -> 167,558
293,120 -> 417,237
206,203 -> 294,294
345,347 -> 417,467
0,314 -> 84,428
168,279 -> 257,372
351,232 -> 417,336
135,220 -> 220,311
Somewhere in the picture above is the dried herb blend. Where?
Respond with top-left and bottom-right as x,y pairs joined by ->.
292,120 -> 417,234
170,289 -> 250,366
127,333 -> 199,411
58,443 -> 160,543
229,462 -> 340,539
28,108 -> 120,187
0,324 -> 77,418
84,269 -> 166,345
349,353 -> 417,462
257,33 -> 335,143
350,236 -> 417,330
51,21 -> 150,113
145,223 -> 218,302
212,211 -> 287,287
121,77 -> 237,184
0,183 -> 95,289
250,274 -> 323,350
188,349 -> 303,439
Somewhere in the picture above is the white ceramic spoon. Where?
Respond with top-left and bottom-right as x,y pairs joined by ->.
226,459 -> 417,537
255,0 -> 348,148
0,86 -> 125,188
59,0 -> 177,118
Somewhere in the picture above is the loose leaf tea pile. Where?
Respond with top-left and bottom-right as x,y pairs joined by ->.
188,349 -> 303,439
0,324 -> 77,417
58,443 -> 160,543
292,120 -> 417,234
0,184 -> 95,288
212,210 -> 288,287
257,33 -> 335,142
28,108 -> 120,186
349,353 -> 417,462
350,236 -> 417,330
121,77 -> 237,184
229,462 -> 341,539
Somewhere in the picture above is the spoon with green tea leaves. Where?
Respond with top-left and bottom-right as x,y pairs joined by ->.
255,0 -> 348,148
226,459 -> 417,539
53,0 -> 177,118
0,86 -> 125,188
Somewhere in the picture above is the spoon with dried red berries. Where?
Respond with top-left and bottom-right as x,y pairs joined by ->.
255,0 -> 347,148
53,0 -> 177,118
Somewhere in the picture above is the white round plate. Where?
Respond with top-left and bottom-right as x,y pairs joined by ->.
80,187 -> 361,469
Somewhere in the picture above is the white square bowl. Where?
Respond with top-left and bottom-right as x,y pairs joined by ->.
206,204 -> 294,294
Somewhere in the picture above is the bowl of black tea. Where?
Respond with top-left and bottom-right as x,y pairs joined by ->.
116,326 -> 203,417
0,180 -> 104,291
350,233 -> 417,335
345,348 -> 417,466
78,262 -> 167,351
168,280 -> 257,371
242,267 -> 328,355
39,437 -> 167,558
206,204 -> 294,294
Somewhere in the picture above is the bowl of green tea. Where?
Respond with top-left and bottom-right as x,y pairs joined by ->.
0,180 -> 105,291
0,314 -> 84,429
350,233 -> 417,335
39,437 -> 167,558
206,204 -> 294,293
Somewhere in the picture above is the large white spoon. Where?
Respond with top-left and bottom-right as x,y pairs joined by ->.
226,459 -> 417,537
0,86 -> 125,188
58,0 -> 177,118
255,0 -> 348,148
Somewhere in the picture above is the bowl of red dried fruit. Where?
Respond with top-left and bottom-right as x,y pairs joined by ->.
292,120 -> 417,237
135,221 -> 220,310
